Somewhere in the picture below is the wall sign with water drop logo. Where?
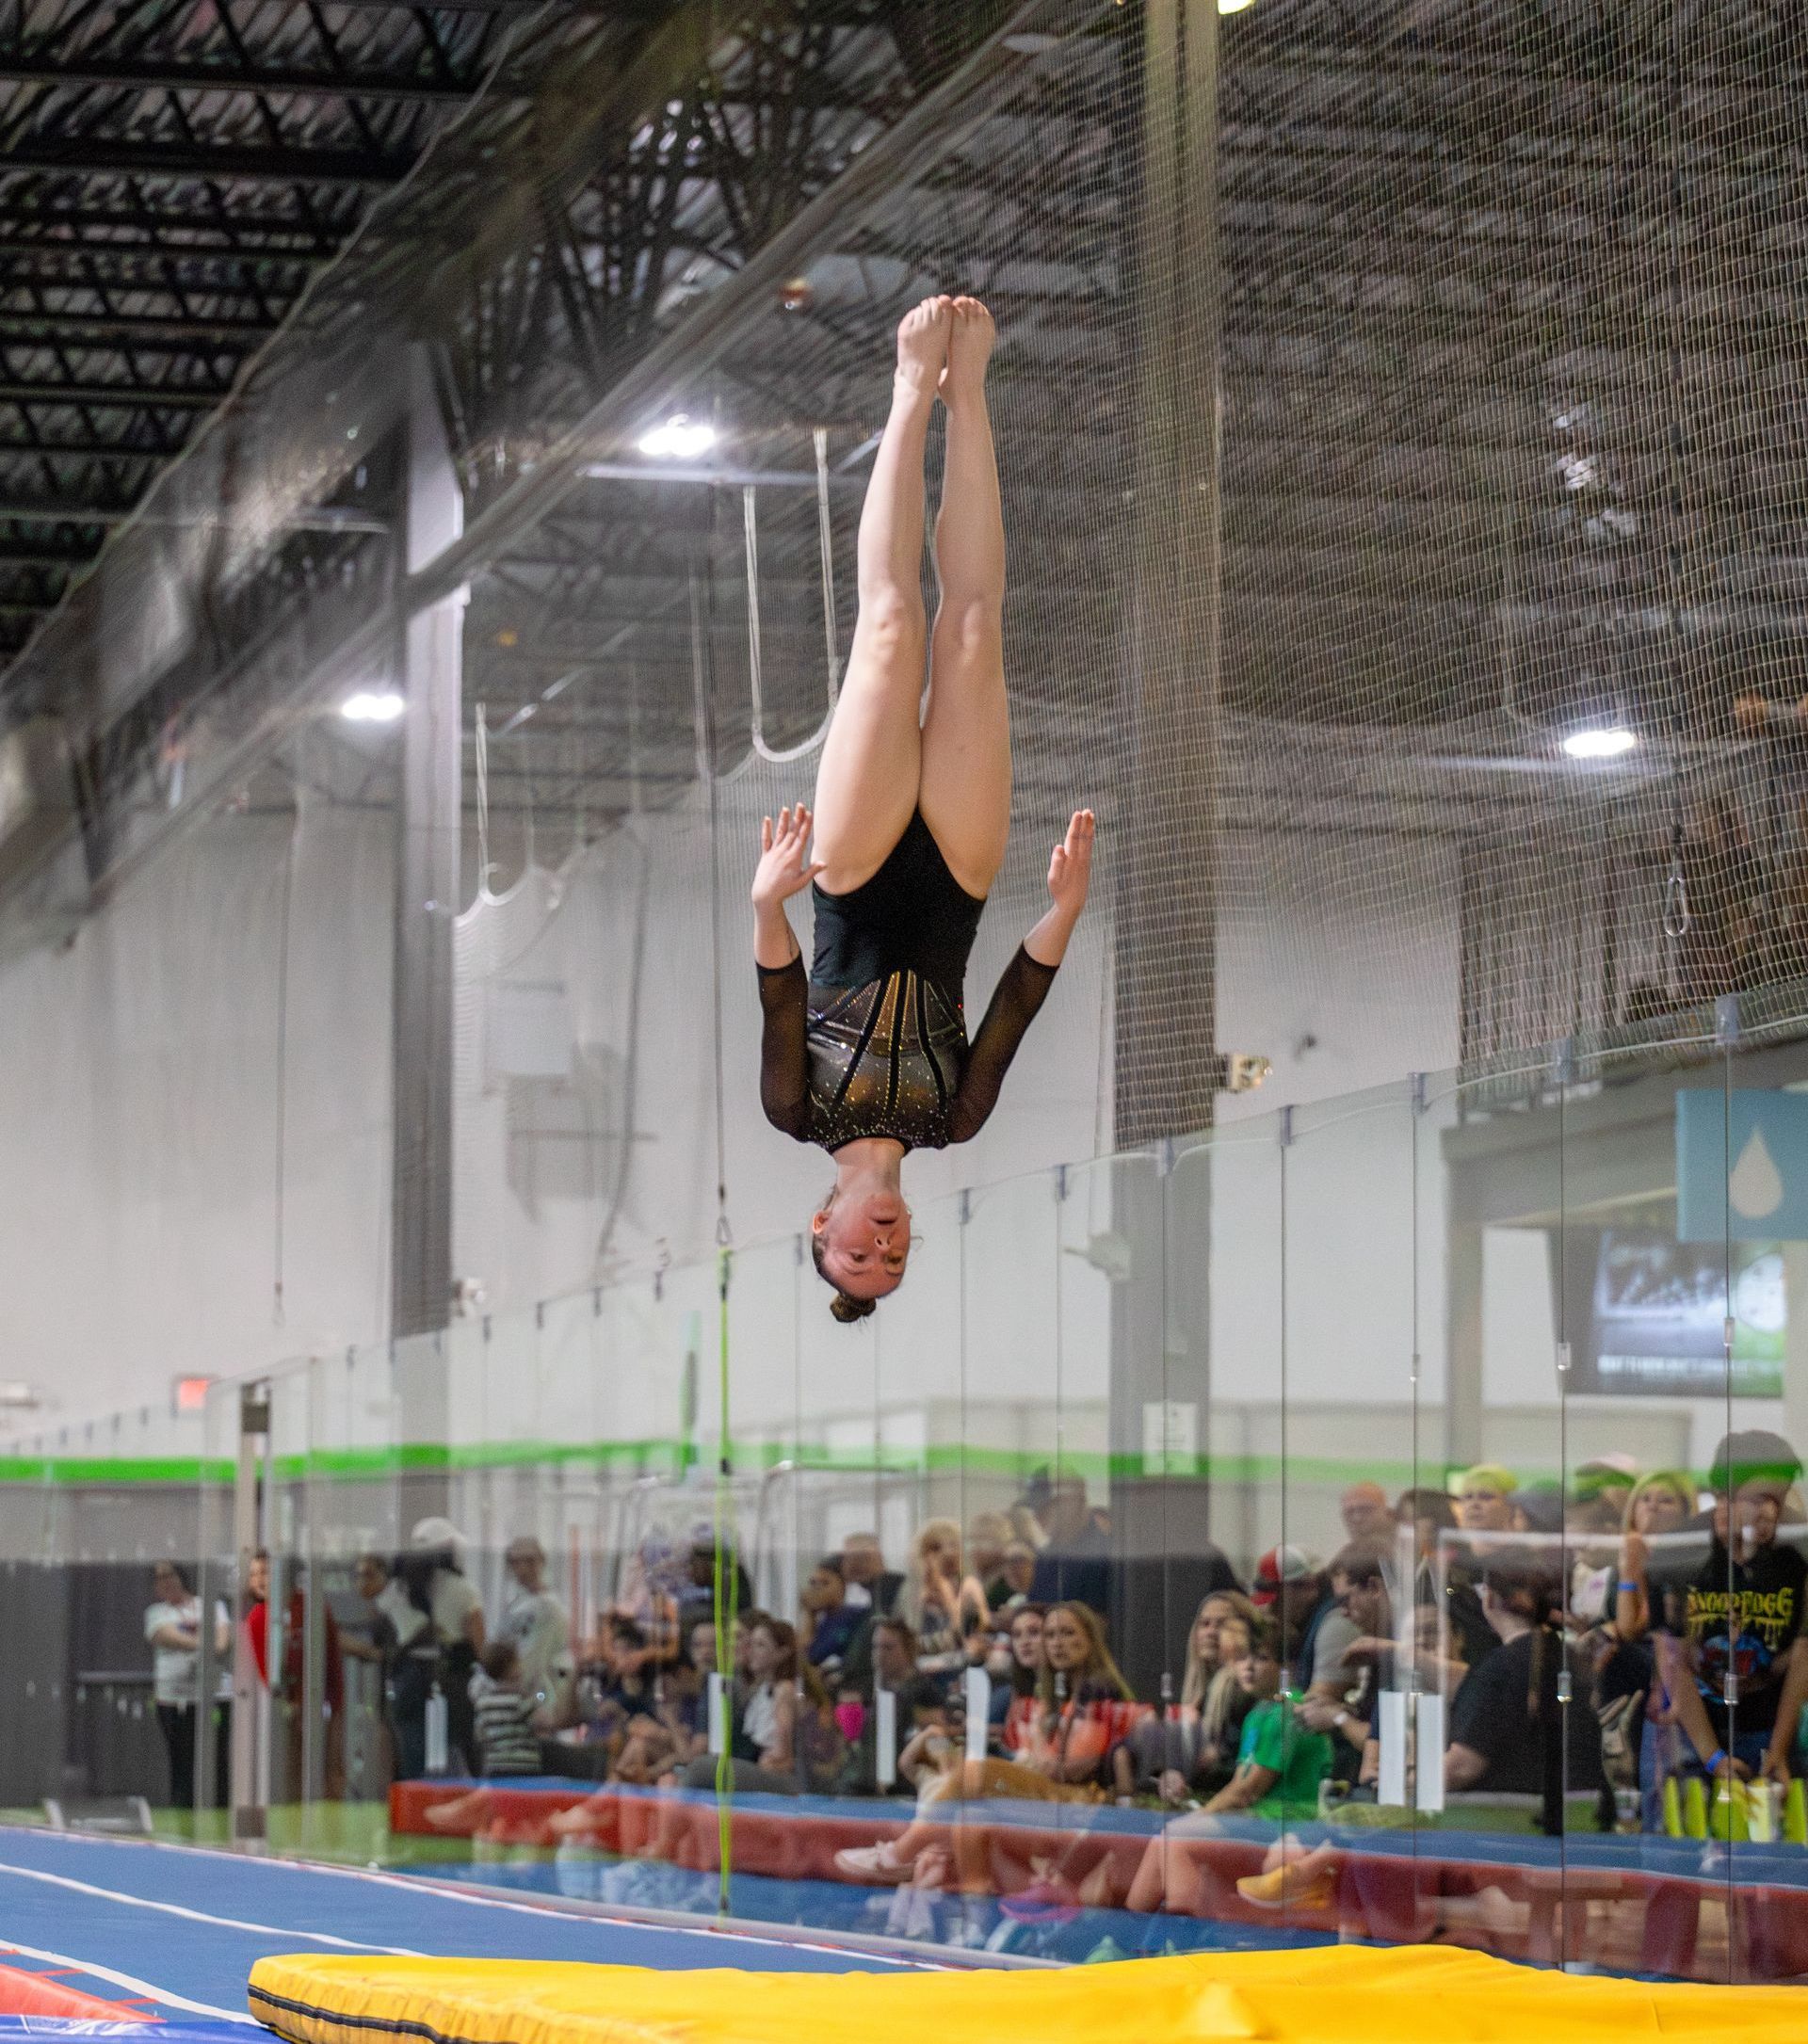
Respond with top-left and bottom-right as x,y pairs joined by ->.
1677,1089 -> 1808,1243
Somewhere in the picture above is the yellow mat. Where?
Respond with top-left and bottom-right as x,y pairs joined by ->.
248,1943 -> 1808,2044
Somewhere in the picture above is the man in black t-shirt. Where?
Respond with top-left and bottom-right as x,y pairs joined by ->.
1670,1431 -> 1808,1785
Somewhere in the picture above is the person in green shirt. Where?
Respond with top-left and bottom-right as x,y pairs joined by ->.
1122,1621 -> 1333,1914
1207,1632 -> 1334,1822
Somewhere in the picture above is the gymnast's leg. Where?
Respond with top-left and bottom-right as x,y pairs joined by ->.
918,296 -> 1011,900
810,295 -> 949,894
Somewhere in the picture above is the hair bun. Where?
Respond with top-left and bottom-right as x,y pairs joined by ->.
830,1291 -> 877,1324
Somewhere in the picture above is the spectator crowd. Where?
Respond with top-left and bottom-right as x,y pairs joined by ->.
147,1427 -> 1808,1952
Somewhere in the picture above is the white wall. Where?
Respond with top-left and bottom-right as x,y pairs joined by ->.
0,791 -> 393,1438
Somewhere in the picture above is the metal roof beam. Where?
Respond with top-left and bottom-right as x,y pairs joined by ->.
0,137 -> 412,187
0,55 -> 483,105
0,431 -> 175,458
0,307 -> 279,344
0,378 -> 219,409
0,208 -> 340,256
0,530 -> 104,563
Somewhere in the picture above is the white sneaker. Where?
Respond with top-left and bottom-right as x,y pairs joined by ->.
834,1841 -> 911,1884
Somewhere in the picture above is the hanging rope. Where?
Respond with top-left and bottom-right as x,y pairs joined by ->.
691,519 -> 738,1917
745,427 -> 842,763
474,701 -> 494,901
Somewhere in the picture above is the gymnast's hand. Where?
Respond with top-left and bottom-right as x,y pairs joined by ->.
1047,809 -> 1096,924
751,804 -> 825,912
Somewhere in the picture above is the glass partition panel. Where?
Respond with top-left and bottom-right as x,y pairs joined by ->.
1710,1018 -> 1806,1985
1278,1084 -> 1419,1943
1130,1114 -> 1283,1948
1415,1057 -> 1569,1957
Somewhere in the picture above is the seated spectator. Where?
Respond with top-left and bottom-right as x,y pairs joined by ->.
1297,1549 -> 1392,1780
839,1532 -> 903,1616
1121,1621 -> 1334,1916
1250,1546 -> 1322,1673
968,1512 -> 1014,1608
1445,1550 -> 1605,1824
1114,1595 -> 1257,1804
994,1603 -> 1046,1758
675,1528 -> 754,1641
994,1540 -> 1038,1611
799,1555 -> 862,1675
471,1640 -> 541,1778
902,1519 -> 991,1681
832,1601 -> 1139,1886
1300,1543 -> 1391,1701
677,1612 -> 800,1795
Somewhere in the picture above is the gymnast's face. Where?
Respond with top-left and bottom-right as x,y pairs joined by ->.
814,1186 -> 912,1298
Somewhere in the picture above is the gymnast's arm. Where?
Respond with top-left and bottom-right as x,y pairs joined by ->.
752,804 -> 821,1138
945,809 -> 1097,1144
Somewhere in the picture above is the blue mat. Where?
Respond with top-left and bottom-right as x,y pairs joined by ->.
0,1827 -> 914,2022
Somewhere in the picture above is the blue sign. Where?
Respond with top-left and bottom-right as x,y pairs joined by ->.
1676,1088 -> 1808,1242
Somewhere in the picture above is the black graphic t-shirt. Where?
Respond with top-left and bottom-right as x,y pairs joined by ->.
1684,1538 -> 1807,1744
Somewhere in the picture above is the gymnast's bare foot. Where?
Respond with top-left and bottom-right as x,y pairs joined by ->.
941,296 -> 995,407
895,294 -> 952,400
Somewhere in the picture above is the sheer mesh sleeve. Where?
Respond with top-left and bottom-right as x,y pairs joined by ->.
944,945 -> 1058,1145
757,958 -> 812,1140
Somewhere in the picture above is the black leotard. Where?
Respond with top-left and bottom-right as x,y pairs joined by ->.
757,812 -> 1057,1154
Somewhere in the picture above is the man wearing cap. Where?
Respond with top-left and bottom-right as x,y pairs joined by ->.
1664,1431 -> 1808,1790
497,1537 -> 569,1708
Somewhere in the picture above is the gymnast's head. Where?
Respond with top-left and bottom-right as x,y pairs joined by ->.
811,1176 -> 912,1319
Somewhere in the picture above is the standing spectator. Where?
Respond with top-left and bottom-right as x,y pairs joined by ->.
471,1640 -> 541,1777
145,1560 -> 217,1810
1029,1476 -> 1113,1614
497,1536 -> 569,1705
1665,1431 -> 1808,1790
245,1553 -> 347,1802
341,1553 -> 397,1791
387,1519 -> 485,1778
840,1532 -> 903,1617
1453,1463 -> 1521,1535
1339,1483 -> 1392,1545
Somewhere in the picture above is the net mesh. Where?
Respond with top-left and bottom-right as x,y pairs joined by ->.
0,0 -> 1803,1322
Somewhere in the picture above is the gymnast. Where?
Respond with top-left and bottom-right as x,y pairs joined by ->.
753,294 -> 1094,1321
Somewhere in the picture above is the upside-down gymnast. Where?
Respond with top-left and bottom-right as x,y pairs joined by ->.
753,295 -> 1095,1320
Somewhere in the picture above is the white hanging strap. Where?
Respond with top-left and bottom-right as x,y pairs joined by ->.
474,701 -> 493,901
745,440 -> 841,764
815,426 -> 842,699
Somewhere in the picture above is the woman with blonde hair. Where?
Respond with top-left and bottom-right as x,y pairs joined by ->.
834,1601 -> 1143,1889
902,1517 -> 991,1677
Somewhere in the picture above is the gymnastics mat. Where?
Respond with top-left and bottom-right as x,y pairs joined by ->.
249,1942 -> 1808,2044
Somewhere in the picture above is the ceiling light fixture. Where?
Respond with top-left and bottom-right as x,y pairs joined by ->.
341,690 -> 405,724
637,414 -> 717,459
1561,725 -> 1638,761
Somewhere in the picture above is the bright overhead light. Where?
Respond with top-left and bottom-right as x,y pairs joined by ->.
638,413 -> 717,460
1562,725 -> 1638,760
1219,0 -> 1256,13
341,690 -> 405,724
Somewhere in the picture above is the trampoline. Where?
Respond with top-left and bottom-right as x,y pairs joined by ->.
0,1828 -> 916,2025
